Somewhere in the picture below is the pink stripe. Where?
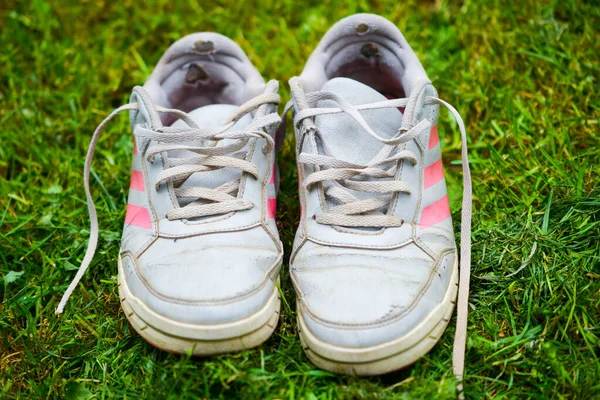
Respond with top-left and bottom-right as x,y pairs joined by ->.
420,195 -> 451,228
125,204 -> 152,229
428,125 -> 439,149
267,198 -> 276,219
133,137 -> 138,155
270,164 -> 275,184
130,170 -> 144,191
424,158 -> 444,189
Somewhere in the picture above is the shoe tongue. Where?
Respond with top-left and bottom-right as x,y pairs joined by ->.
315,78 -> 403,164
170,104 -> 252,207
172,104 -> 251,130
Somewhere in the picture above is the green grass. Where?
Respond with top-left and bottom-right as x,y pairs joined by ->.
1,0 -> 599,398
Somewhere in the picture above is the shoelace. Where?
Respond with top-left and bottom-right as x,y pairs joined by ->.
286,79 -> 472,397
55,85 -> 281,315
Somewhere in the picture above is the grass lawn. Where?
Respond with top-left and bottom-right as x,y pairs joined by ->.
1,0 -> 599,398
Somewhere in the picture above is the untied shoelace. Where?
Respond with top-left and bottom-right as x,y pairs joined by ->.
285,78 -> 472,397
56,84 -> 281,315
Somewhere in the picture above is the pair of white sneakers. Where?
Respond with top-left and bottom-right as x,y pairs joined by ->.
57,13 -> 472,389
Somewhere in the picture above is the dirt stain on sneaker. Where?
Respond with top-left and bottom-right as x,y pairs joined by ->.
185,64 -> 209,84
192,40 -> 215,54
360,43 -> 380,61
355,23 -> 370,34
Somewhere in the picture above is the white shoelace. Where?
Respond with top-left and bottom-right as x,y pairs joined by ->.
55,85 -> 281,315
287,79 -> 472,397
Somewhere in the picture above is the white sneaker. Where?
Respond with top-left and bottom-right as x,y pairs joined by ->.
286,13 -> 472,384
57,33 -> 284,355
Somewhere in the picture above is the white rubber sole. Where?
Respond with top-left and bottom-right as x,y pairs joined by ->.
298,257 -> 459,376
118,256 -> 281,356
